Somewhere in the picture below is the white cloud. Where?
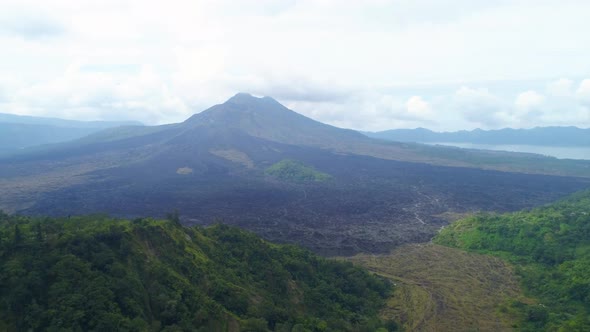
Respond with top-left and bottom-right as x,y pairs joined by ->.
514,90 -> 545,112
286,92 -> 439,131
537,106 -> 590,125
405,96 -> 432,118
8,64 -> 190,124
454,86 -> 499,106
576,79 -> 590,103
0,0 -> 590,131
452,86 -> 505,127
546,78 -> 573,97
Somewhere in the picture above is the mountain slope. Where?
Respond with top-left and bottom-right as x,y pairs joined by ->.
184,93 -> 367,148
435,190 -> 590,330
0,213 -> 393,331
365,126 -> 590,147
12,93 -> 590,177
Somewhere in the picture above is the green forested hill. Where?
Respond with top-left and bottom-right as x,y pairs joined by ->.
265,160 -> 332,182
0,213 -> 394,332
435,190 -> 590,331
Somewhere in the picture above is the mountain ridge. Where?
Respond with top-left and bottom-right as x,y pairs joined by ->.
0,112 -> 142,128
0,113 -> 144,153
364,126 -> 590,146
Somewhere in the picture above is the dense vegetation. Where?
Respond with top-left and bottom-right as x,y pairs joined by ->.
436,190 -> 590,331
0,213 -> 394,331
265,160 -> 331,182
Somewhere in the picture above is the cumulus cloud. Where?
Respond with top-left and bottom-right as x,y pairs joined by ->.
8,64 -> 190,124
514,90 -> 545,112
0,84 -> 6,102
452,86 -> 505,127
443,83 -> 590,129
405,96 -> 432,119
502,87 -> 590,128
546,78 -> 574,97
576,79 -> 590,103
286,91 -> 439,131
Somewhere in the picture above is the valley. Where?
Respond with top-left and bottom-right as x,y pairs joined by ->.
1,94 -> 589,331
1,94 -> 588,256
349,190 -> 590,331
434,190 -> 590,330
349,244 -> 525,331
2,143 -> 586,256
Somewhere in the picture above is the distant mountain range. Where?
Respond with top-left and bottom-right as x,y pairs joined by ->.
364,127 -> 590,146
0,113 -> 142,153
1,93 -> 588,254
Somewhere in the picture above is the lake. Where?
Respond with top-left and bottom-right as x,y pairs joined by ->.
429,142 -> 590,160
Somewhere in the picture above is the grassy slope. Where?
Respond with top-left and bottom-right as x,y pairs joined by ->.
265,159 -> 332,182
349,244 -> 525,331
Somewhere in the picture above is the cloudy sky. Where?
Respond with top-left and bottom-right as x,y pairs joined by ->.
1,0 -> 590,131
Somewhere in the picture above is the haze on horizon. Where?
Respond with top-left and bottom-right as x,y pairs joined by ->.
1,0 -> 590,131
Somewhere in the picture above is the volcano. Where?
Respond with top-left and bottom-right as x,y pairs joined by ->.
0,93 -> 587,255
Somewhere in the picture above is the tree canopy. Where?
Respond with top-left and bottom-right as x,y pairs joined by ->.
0,213 -> 394,331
